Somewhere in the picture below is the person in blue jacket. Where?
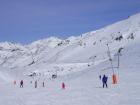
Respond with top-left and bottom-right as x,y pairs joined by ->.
102,75 -> 108,88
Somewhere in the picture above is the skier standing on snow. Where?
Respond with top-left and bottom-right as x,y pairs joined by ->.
35,81 -> 37,88
43,81 -> 45,87
14,80 -> 16,85
62,82 -> 65,89
102,75 -> 108,88
20,80 -> 24,88
99,75 -> 102,80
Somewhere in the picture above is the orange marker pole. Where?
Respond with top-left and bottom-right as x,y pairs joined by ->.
112,74 -> 117,84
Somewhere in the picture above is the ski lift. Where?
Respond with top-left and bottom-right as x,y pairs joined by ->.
106,44 -> 118,84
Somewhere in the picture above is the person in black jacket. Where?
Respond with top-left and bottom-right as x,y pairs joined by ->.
35,81 -> 37,88
20,80 -> 24,88
99,75 -> 102,80
43,81 -> 45,87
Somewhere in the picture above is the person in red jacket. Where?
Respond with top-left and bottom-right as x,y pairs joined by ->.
62,82 -> 65,89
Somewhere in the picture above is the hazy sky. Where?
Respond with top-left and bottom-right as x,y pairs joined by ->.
0,0 -> 140,44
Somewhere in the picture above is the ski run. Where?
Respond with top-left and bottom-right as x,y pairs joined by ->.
0,13 -> 140,105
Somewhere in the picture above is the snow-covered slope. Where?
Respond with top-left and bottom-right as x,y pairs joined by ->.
0,13 -> 140,105
0,13 -> 140,76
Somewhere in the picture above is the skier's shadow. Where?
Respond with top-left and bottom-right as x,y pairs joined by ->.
94,86 -> 103,88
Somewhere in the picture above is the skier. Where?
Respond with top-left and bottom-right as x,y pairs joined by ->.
99,75 -> 102,80
20,80 -> 24,88
102,75 -> 108,88
35,81 -> 37,88
14,80 -> 16,85
43,81 -> 45,87
62,82 -> 65,89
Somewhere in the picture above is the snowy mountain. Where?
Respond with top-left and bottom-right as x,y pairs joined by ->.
0,13 -> 140,75
0,13 -> 140,105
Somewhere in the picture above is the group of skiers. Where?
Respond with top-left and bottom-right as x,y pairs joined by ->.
13,80 -> 45,88
14,80 -> 65,89
13,75 -> 109,89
